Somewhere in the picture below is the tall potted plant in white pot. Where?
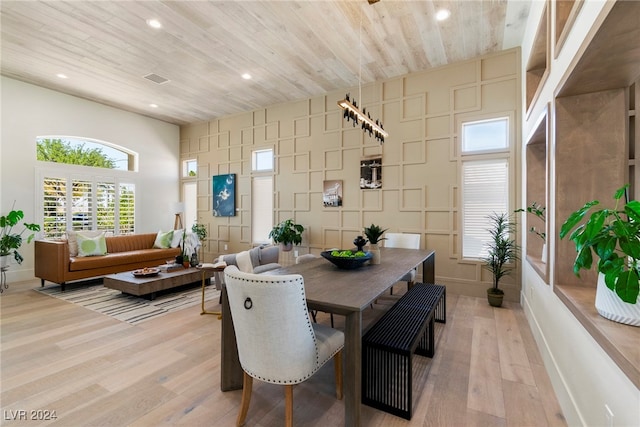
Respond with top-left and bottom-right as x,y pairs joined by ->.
560,184 -> 640,326
1,204 -> 41,268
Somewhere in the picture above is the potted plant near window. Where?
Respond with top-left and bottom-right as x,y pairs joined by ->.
482,212 -> 519,307
1,204 -> 41,268
269,219 -> 304,251
560,184 -> 640,326
191,222 -> 208,265
515,201 -> 546,263
363,224 -> 387,265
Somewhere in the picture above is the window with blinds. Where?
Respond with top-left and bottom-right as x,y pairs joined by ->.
39,174 -> 135,238
460,116 -> 510,259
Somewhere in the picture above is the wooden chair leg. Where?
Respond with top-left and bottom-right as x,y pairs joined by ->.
284,384 -> 294,427
236,372 -> 253,426
334,350 -> 343,400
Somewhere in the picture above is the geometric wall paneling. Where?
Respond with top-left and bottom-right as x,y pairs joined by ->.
424,210 -> 450,234
341,127 -> 362,148
362,144 -> 382,158
293,192 -> 311,212
309,171 -> 324,192
294,117 -> 310,138
425,87 -> 451,116
293,153 -> 309,172
381,164 -> 400,188
402,163 -> 427,187
481,50 -> 519,81
401,139 -> 425,164
278,138 -> 294,155
426,137 -> 454,164
217,131 -> 230,149
253,109 -> 266,126
195,162 -> 210,181
341,210 -> 361,230
381,189 -> 399,213
481,80 -> 519,111
322,228 -> 341,250
197,179 -> 210,196
383,78 -> 402,101
399,118 -> 423,140
217,224 -> 230,241
554,0 -> 583,59
324,149 -> 342,171
452,84 -> 479,112
240,225 -> 251,243
265,122 -> 279,142
229,145 -> 243,162
277,155 -> 294,175
399,187 -> 423,211
361,188 -> 383,211
324,110 -> 341,132
425,115 -> 451,140
402,95 -> 424,120
241,127 -> 254,144
197,136 -> 210,152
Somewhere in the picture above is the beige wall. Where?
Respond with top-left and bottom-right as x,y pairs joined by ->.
180,48 -> 521,300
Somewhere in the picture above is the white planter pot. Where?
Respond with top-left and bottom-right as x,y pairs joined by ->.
595,273 -> 640,327
369,244 -> 380,265
541,243 -> 547,264
0,255 -> 9,269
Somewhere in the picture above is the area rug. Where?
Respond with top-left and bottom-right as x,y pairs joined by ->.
36,282 -> 221,325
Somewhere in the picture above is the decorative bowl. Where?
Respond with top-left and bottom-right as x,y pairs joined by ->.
320,250 -> 372,270
132,267 -> 160,277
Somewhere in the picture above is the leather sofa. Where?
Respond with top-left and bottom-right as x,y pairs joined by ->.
35,233 -> 181,291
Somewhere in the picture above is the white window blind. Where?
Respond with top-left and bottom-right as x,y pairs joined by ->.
42,176 -> 67,238
462,159 -> 509,259
71,179 -> 93,231
119,183 -> 135,235
96,182 -> 116,232
252,176 -> 273,244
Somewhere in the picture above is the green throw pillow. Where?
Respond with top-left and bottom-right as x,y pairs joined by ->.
77,232 -> 107,257
153,230 -> 174,249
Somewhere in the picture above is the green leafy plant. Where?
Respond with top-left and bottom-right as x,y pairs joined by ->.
515,202 -> 546,242
363,224 -> 388,245
269,219 -> 304,246
192,222 -> 208,261
559,184 -> 640,304
1,204 -> 41,264
482,212 -> 519,295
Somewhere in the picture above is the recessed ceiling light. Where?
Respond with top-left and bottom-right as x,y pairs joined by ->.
435,9 -> 451,21
56,73 -> 68,79
241,73 -> 252,80
146,19 -> 162,29
149,104 -> 158,108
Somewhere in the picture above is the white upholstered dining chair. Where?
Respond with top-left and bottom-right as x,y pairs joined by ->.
384,232 -> 421,294
223,265 -> 344,427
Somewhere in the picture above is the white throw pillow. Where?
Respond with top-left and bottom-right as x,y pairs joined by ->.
171,229 -> 184,248
236,250 -> 253,273
77,232 -> 107,257
153,230 -> 174,249
66,230 -> 104,257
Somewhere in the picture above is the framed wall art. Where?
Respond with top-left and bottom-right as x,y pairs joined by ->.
323,180 -> 343,207
360,156 -> 382,189
212,173 -> 236,216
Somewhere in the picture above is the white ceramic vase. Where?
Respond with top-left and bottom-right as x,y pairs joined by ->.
595,273 -> 640,327
369,244 -> 380,265
541,242 -> 547,264
0,255 -> 9,269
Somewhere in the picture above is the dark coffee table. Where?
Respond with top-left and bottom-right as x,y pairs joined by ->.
103,267 -> 213,300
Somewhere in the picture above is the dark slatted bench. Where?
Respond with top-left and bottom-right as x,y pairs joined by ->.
362,283 -> 446,420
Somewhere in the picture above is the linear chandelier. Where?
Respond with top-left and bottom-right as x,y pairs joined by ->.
337,1 -> 388,144
337,94 -> 388,143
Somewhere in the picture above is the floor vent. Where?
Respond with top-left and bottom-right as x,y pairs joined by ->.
143,73 -> 170,85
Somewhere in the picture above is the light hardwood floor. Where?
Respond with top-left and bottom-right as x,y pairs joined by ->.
1,279 -> 566,426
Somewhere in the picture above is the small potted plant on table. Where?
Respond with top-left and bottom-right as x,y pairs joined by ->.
482,212 -> 519,307
363,224 -> 388,265
269,219 -> 304,251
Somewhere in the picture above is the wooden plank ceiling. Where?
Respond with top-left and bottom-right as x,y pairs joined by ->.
0,0 -> 531,125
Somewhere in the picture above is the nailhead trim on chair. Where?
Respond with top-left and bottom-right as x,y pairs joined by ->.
225,269 -> 342,385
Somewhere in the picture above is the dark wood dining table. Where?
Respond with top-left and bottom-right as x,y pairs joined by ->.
220,247 -> 435,426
